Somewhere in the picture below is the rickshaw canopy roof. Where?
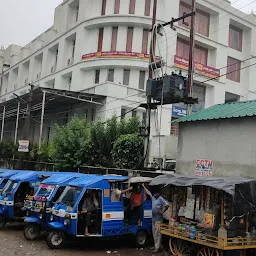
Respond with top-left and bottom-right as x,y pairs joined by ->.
68,175 -> 128,187
150,174 -> 256,196
0,169 -> 20,178
9,171 -> 53,182
41,173 -> 83,185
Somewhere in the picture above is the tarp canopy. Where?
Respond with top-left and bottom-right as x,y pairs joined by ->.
150,174 -> 256,215
150,174 -> 256,196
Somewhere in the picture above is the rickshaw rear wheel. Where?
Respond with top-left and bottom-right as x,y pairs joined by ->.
197,247 -> 220,256
136,230 -> 148,247
24,223 -> 40,240
0,216 -> 6,230
169,238 -> 191,256
46,231 -> 65,249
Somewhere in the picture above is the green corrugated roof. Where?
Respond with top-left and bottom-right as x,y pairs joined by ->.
174,100 -> 256,123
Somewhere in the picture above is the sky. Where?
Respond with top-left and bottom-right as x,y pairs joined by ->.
0,0 -> 255,48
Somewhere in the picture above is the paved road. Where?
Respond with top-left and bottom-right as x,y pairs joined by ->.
0,224 -> 169,256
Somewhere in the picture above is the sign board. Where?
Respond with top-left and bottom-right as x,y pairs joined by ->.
195,159 -> 213,177
82,51 -> 160,61
174,55 -> 220,79
172,105 -> 196,117
18,140 -> 29,152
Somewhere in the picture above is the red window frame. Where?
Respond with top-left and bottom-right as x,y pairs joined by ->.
142,29 -> 149,54
227,57 -> 241,82
111,27 -> 118,51
229,25 -> 243,52
114,0 -> 120,14
98,28 -> 104,52
144,0 -> 151,16
101,0 -> 106,15
179,2 -> 210,37
129,0 -> 136,14
126,27 -> 134,52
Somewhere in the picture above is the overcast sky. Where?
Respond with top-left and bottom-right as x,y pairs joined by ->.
0,0 -> 255,48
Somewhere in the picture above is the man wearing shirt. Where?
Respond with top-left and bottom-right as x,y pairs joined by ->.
142,184 -> 169,253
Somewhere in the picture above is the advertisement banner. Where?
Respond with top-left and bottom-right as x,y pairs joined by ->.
174,55 -> 220,79
82,51 -> 160,61
18,140 -> 29,152
195,159 -> 213,177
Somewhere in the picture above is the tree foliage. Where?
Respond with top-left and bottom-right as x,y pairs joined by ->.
112,134 -> 144,169
52,118 -> 90,170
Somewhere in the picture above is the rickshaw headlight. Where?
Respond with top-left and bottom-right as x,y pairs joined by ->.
50,214 -> 54,221
64,213 -> 71,226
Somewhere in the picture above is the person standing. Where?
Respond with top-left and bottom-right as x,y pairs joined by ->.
142,184 -> 169,253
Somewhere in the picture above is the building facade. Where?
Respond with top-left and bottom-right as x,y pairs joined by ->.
1,0 -> 256,162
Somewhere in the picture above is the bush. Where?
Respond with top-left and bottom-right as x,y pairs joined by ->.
112,133 -> 144,169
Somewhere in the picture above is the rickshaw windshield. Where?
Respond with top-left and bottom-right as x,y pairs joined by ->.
35,184 -> 56,199
57,186 -> 82,207
2,180 -> 18,195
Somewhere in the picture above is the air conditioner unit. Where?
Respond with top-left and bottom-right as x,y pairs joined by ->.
36,72 -> 41,80
51,65 -> 56,73
67,57 -> 74,66
24,78 -> 29,85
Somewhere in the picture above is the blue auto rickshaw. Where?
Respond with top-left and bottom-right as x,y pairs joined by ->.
0,169 -> 21,190
23,172 -> 84,240
0,171 -> 53,229
46,175 -> 152,249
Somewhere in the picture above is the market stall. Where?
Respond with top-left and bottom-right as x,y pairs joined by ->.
150,174 -> 256,256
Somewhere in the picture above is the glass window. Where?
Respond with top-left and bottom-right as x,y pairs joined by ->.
101,0 -> 106,15
114,0 -> 120,14
227,57 -> 241,82
129,0 -> 136,14
2,180 -> 17,195
144,0 -> 151,16
95,70 -> 100,84
126,27 -> 134,52
108,69 -> 114,82
35,184 -> 56,199
98,28 -> 104,52
229,25 -> 243,52
91,108 -> 95,122
139,71 -> 146,90
132,110 -> 137,117
121,108 -> 126,119
111,27 -> 118,51
57,186 -> 83,207
123,69 -> 130,86
142,29 -> 149,54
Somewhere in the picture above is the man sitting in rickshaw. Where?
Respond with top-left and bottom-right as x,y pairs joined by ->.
81,191 -> 99,236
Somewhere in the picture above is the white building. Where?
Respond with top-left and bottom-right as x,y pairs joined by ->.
1,0 -> 256,163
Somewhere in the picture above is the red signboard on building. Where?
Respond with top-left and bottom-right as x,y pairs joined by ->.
82,51 -> 160,61
174,55 -> 220,80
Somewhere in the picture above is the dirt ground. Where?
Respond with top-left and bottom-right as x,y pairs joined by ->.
0,224 -> 169,256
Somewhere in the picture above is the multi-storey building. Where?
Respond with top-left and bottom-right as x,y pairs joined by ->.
1,0 -> 256,163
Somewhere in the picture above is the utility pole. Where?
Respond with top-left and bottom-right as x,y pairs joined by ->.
187,0 -> 196,115
144,0 -> 157,168
16,84 -> 34,169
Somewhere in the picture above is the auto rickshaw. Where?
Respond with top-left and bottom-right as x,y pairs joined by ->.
23,172 -> 84,240
0,169 -> 21,190
0,171 -> 53,229
46,175 -> 153,249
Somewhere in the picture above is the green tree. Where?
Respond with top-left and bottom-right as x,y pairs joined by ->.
112,133 -> 144,169
52,117 -> 90,170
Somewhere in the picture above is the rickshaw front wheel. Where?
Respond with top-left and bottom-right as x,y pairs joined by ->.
197,247 -> 220,256
24,223 -> 40,240
0,216 -> 6,230
46,231 -> 65,249
136,230 -> 148,247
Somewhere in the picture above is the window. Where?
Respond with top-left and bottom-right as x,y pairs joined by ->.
126,27 -> 134,52
55,49 -> 58,65
71,40 -> 76,57
139,71 -> 146,89
75,6 -> 79,22
95,70 -> 100,84
123,69 -> 130,86
129,0 -> 136,14
132,110 -> 137,117
68,76 -> 72,90
91,108 -> 95,122
108,69 -> 114,82
171,121 -> 179,137
85,109 -> 89,119
229,25 -> 243,52
142,29 -> 149,54
176,38 -> 208,65
98,28 -> 104,52
179,2 -> 210,37
111,27 -> 118,51
101,0 -> 106,15
143,112 -> 147,124
145,0 -> 151,16
121,108 -> 126,119
114,0 -> 120,14
227,57 -> 241,82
